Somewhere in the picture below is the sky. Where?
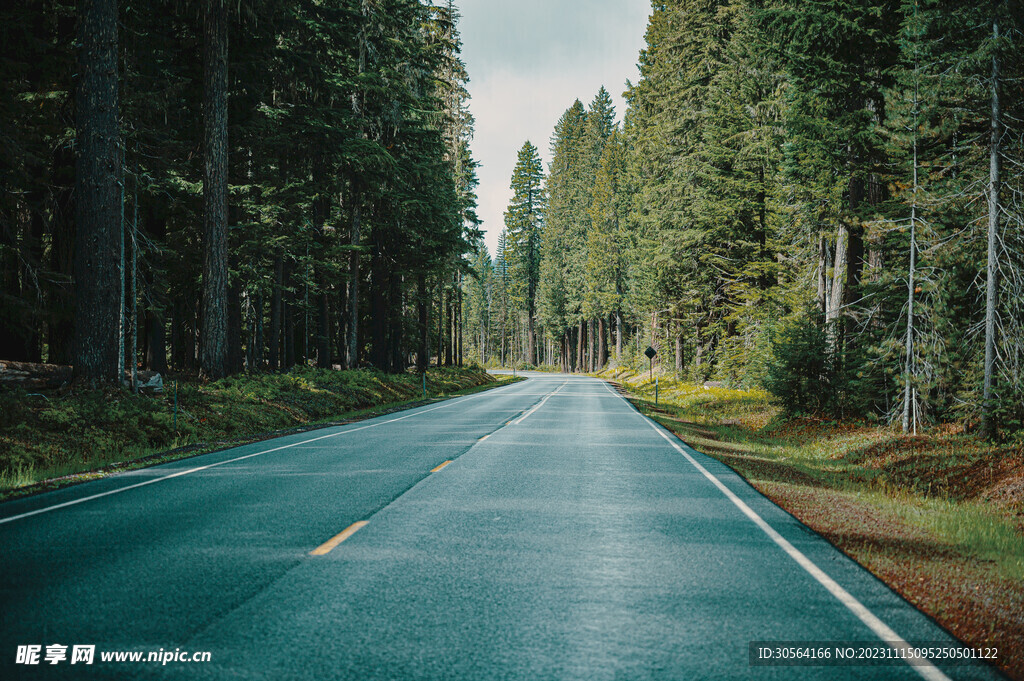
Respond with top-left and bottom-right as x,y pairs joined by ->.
454,0 -> 652,259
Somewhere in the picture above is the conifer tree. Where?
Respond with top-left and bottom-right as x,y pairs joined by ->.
504,141 -> 545,365
73,0 -> 120,385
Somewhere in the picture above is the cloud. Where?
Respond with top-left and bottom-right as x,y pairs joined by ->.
454,0 -> 652,258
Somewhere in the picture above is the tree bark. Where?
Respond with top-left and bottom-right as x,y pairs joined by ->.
587,318 -> 595,372
526,304 -> 536,366
983,16 -> 1001,439
437,282 -> 445,367
576,320 -> 584,373
72,0 -> 120,385
903,64 -> 921,435
249,292 -> 263,371
826,223 -> 848,355
445,288 -> 453,366
200,0 -> 229,379
268,251 -> 283,370
345,200 -> 361,369
387,267 -> 403,372
417,274 -> 428,374
675,328 -> 683,374
816,234 -> 828,314
457,273 -> 464,367
615,310 -> 622,360
369,229 -> 388,371
0,361 -> 74,389
283,275 -> 295,369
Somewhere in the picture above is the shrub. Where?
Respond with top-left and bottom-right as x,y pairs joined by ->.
765,309 -> 848,417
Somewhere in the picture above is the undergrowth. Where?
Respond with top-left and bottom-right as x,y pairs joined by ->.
0,365 -> 499,492
601,366 -> 1024,582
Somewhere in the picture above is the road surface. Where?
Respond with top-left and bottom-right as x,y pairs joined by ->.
0,373 -> 1002,680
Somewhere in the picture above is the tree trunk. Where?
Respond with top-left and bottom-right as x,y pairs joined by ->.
227,271 -> 243,374
270,252 -> 284,370
445,288 -> 454,367
46,24 -> 76,365
826,223 -> 848,355
526,306 -> 536,366
615,310 -> 622,360
344,201 -> 361,369
250,292 -> 264,371
437,282 -> 445,367
387,268 -> 403,372
457,274 -> 464,367
417,274 -> 428,374
695,324 -> 704,369
337,265 -> 348,363
576,320 -> 584,373
817,234 -> 828,314
589,317 -> 598,372
0,361 -> 74,389
565,329 -> 573,372
283,279 -> 295,369
983,16 -> 1000,439
369,230 -> 388,371
200,0 -> 229,379
47,169 -> 75,364
903,66 -> 921,435
72,0 -> 120,386
675,328 -> 683,374
312,161 -> 331,369
128,186 -> 139,388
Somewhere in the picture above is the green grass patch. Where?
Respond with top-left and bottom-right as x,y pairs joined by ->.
0,365 -> 508,498
603,367 -> 1024,585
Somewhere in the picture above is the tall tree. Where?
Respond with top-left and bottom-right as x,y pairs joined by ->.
72,0 -> 120,385
504,141 -> 545,365
200,0 -> 229,378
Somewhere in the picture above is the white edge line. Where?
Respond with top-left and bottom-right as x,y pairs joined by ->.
0,379 -> 526,526
513,380 -> 567,424
604,378 -> 952,681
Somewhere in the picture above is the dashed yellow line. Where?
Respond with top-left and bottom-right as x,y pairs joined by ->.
310,521 -> 368,556
430,460 -> 452,473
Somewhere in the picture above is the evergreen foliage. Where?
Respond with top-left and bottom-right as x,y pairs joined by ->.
463,0 -> 1023,437
0,0 -> 479,378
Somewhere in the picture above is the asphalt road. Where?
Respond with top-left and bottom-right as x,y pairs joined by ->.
0,373 -> 1003,680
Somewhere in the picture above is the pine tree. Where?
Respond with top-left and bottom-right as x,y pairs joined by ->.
585,130 -> 629,365
73,0 -> 121,385
504,141 -> 545,365
539,100 -> 588,368
199,0 -> 230,379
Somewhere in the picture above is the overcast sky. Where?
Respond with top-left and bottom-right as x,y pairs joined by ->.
454,0 -> 652,259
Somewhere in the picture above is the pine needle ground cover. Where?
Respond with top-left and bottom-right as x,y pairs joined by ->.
602,367 -> 1024,680
0,366 -> 506,500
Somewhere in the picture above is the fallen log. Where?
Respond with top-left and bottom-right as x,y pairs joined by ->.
0,361 -> 162,392
0,361 -> 73,389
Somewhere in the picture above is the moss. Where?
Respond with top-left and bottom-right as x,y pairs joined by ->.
0,365 -> 500,493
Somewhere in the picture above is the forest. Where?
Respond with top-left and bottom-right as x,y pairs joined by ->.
1,0 -> 478,385
467,0 -> 1024,437
3,0 -> 1023,438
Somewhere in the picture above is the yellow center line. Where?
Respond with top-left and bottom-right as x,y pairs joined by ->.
310,521 -> 368,556
430,460 -> 452,473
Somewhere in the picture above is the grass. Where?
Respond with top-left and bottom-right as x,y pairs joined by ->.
0,365 -> 510,499
601,366 -> 1024,679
